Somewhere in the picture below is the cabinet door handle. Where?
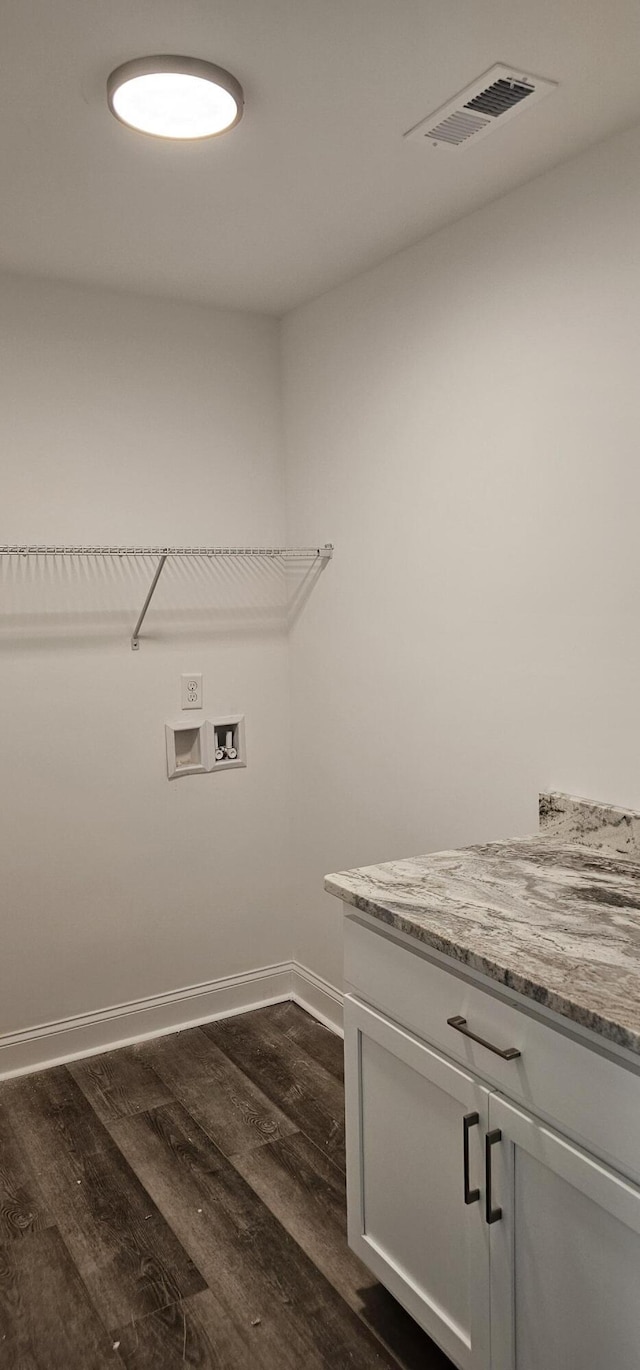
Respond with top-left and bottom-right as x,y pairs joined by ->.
463,1112 -> 480,1204
485,1128 -> 502,1224
447,1015 -> 521,1061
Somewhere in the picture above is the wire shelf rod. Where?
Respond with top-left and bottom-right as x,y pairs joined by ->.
1,543 -> 334,650
0,544 -> 333,560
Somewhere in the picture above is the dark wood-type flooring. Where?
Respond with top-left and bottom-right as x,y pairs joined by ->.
0,1001 -> 453,1369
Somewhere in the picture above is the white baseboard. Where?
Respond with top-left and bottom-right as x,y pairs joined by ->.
0,960 -> 343,1080
291,961 -> 344,1036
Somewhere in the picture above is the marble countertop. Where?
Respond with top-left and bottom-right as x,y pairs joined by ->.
325,793 -> 640,1055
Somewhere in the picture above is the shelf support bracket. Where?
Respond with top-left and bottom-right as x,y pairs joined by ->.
131,554 -> 168,650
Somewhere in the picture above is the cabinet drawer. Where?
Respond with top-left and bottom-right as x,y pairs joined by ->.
344,912 -> 640,1185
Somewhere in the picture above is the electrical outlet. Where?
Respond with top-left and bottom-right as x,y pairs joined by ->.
181,673 -> 203,710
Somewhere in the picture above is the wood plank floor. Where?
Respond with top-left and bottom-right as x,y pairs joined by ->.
0,1002 -> 453,1369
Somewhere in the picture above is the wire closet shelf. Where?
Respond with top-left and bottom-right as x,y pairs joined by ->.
0,543 -> 334,649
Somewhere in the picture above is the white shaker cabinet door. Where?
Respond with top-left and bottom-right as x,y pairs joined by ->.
488,1093 -> 640,1370
344,995 -> 491,1370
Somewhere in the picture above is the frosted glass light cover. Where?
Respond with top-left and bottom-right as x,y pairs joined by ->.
108,58 -> 243,140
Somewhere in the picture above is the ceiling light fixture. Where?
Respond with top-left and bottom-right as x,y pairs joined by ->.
107,56 -> 244,141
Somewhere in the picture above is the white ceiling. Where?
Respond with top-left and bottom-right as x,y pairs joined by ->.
3,0 -> 640,315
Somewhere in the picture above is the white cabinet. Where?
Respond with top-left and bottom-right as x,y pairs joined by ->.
489,1095 -> 640,1370
343,922 -> 640,1370
344,997 -> 491,1369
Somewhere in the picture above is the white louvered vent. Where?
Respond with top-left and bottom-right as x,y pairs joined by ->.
405,64 -> 557,150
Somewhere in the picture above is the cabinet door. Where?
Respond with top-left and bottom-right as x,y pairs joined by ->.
344,995 -> 491,1370
489,1093 -> 640,1370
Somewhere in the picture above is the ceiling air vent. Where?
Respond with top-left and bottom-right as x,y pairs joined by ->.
405,64 -> 557,150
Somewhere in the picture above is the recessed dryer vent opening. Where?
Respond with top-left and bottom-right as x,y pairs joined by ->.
404,64 -> 557,150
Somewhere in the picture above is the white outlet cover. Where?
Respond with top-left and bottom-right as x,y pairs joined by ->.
181,673 -> 203,710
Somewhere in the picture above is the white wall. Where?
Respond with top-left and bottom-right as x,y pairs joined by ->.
5,116 -> 640,1034
0,273 -> 291,1035
282,120 -> 640,988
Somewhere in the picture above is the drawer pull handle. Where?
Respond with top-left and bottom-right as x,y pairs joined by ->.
463,1112 -> 480,1205
447,1015 -> 521,1061
485,1128 -> 503,1224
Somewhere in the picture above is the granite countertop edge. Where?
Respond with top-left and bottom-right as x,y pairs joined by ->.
324,873 -> 634,1053
325,792 -> 640,1058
